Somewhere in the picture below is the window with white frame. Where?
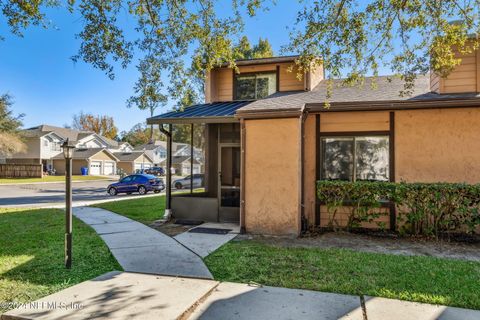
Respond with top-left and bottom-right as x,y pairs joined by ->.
321,136 -> 389,182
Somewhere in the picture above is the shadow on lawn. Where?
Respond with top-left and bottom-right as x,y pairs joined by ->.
0,208 -> 120,293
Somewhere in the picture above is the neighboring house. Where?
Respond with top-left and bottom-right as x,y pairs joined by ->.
52,148 -> 118,176
159,156 -> 201,176
3,124 -> 136,176
134,141 -> 203,166
114,151 -> 154,174
133,142 -> 167,166
148,48 -> 480,237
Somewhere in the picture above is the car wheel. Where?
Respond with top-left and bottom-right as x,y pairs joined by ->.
175,182 -> 182,189
108,187 -> 117,196
138,185 -> 147,195
154,190 -> 160,194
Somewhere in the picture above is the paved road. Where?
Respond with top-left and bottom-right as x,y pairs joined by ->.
0,180 -> 162,208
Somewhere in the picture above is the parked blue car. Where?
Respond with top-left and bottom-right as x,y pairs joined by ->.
107,174 -> 165,196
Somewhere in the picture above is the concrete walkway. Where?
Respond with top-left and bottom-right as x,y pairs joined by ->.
174,222 -> 240,258
3,272 -> 479,320
73,207 -> 213,279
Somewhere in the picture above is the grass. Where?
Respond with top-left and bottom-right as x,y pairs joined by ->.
94,195 -> 165,225
0,175 -> 112,184
204,240 -> 480,310
0,207 -> 121,312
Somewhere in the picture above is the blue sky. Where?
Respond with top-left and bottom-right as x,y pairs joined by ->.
0,2 -> 301,132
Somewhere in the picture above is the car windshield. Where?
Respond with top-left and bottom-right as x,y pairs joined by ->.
143,174 -> 156,179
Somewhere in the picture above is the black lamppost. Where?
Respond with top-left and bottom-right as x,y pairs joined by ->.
62,138 -> 75,269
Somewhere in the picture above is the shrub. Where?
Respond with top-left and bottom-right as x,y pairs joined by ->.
316,181 -> 480,237
317,181 -> 393,230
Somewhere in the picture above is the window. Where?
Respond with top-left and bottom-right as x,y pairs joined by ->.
234,72 -> 277,100
321,136 -> 389,182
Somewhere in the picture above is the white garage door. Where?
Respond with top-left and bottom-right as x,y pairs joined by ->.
134,163 -> 143,171
90,161 -> 102,175
143,163 -> 152,169
104,161 -> 115,175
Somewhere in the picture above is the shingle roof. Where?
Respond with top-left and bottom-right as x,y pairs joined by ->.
236,74 -> 480,113
52,148 -> 115,160
24,124 -> 94,142
113,151 -> 152,162
133,143 -> 162,151
159,155 -> 201,165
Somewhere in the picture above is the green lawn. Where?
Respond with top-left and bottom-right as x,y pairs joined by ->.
94,195 -> 165,224
205,240 -> 480,310
0,175 -> 112,184
0,208 -> 121,312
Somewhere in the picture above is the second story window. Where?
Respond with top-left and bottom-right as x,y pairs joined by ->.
234,72 -> 277,100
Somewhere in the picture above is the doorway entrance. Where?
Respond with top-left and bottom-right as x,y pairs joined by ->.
218,144 -> 241,222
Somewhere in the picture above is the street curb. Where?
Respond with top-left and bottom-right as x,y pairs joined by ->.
0,178 -> 116,186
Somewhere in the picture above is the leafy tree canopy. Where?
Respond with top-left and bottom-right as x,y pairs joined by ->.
232,36 -> 274,60
120,122 -> 165,146
1,0 -> 479,99
72,111 -> 118,139
0,94 -> 25,156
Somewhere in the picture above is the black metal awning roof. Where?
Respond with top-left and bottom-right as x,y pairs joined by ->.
147,101 -> 251,124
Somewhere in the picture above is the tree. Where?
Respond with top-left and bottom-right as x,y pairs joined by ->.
72,112 -> 118,139
0,94 -> 25,156
1,1 -> 479,98
286,1 -> 480,96
233,36 -> 253,60
127,55 -> 167,142
120,123 -> 164,147
252,37 -> 274,58
232,36 -> 274,60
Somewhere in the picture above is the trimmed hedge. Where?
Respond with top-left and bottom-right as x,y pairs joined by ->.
317,181 -> 480,237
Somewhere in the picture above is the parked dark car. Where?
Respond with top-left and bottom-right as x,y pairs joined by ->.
173,174 -> 205,189
107,174 -> 165,196
144,166 -> 165,176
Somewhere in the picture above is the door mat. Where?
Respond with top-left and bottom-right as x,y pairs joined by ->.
174,219 -> 204,226
188,227 -> 232,235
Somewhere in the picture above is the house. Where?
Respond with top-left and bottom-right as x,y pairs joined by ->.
114,151 -> 154,174
3,125 -> 136,176
52,148 -> 119,175
148,50 -> 480,237
159,155 -> 201,176
134,141 -> 204,167
133,142 -> 167,166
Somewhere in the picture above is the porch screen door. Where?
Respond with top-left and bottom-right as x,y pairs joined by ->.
218,144 -> 241,222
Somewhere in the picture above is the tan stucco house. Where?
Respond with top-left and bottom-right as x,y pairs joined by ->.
148,50 -> 480,237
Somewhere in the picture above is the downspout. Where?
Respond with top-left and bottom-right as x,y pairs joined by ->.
298,104 -> 308,235
159,124 -> 173,220
239,118 -> 246,234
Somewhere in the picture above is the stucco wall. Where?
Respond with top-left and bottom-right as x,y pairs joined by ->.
396,108 -> 480,183
244,118 -> 300,236
320,111 -> 390,132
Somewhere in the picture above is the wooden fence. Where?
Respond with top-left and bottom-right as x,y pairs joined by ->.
0,164 -> 43,178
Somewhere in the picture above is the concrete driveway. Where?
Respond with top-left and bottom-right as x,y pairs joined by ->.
0,179 -> 163,208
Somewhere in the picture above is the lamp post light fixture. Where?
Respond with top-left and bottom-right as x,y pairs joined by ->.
62,138 -> 75,269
